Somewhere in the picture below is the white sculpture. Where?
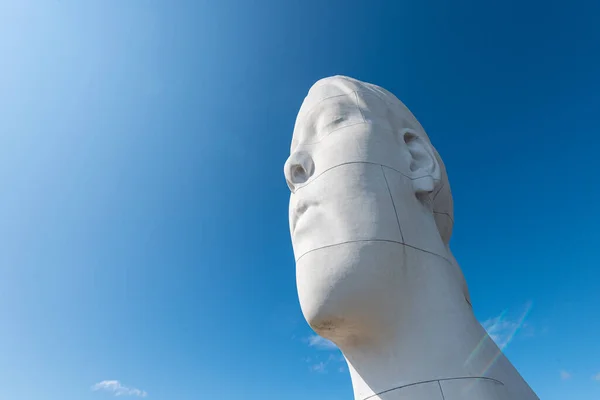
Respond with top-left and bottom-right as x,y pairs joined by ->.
284,76 -> 539,400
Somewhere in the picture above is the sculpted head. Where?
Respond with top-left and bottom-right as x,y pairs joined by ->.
284,76 -> 462,346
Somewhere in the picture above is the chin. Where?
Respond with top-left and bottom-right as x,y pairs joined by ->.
297,272 -> 354,341
295,240 -> 403,344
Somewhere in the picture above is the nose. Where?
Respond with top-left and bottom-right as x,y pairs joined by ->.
284,151 -> 315,192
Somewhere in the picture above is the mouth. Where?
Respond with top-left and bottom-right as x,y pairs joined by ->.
291,199 -> 312,235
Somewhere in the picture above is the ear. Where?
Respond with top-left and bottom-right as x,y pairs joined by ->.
399,129 -> 441,196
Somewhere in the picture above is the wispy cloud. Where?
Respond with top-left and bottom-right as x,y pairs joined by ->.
481,303 -> 532,350
307,335 -> 338,350
481,316 -> 518,349
302,334 -> 346,373
560,370 -> 572,380
310,362 -> 327,373
592,372 -> 600,381
92,380 -> 147,397
306,353 -> 346,374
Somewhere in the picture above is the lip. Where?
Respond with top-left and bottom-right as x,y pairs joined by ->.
291,199 -> 312,235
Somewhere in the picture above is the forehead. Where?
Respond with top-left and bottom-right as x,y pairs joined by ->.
299,80 -> 358,113
291,79 -> 421,151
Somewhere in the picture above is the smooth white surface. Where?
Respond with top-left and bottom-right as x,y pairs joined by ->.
284,76 -> 539,400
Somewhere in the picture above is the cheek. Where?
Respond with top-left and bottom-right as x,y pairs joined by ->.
382,167 -> 449,260
292,123 -> 413,193
291,162 -> 406,260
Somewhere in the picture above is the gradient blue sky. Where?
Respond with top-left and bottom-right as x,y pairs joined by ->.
1,1 -> 599,399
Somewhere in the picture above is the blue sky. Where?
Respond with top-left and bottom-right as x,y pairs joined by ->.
1,0 -> 599,399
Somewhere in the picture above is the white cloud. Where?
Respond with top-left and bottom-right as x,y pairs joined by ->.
592,372 -> 600,381
481,316 -> 519,349
310,362 -> 327,373
92,380 -> 147,397
303,334 -> 347,374
560,370 -> 572,380
305,352 -> 347,374
480,302 -> 533,350
307,335 -> 338,350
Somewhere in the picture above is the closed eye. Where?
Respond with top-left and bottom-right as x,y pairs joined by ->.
316,115 -> 345,135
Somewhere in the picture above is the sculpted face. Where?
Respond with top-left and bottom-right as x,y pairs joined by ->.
283,77 -> 540,400
284,76 -> 453,343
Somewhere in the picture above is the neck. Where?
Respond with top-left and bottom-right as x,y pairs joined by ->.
338,253 -> 536,400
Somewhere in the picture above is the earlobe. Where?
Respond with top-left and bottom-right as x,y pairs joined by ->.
412,175 -> 436,194
399,129 -> 441,195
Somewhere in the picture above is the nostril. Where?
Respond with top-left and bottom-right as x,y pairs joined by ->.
291,165 -> 307,183
284,151 -> 314,191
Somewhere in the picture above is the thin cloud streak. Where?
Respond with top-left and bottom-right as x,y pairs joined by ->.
307,335 -> 338,350
560,370 -> 571,380
481,315 -> 519,349
92,380 -> 147,397
310,362 -> 327,373
307,353 -> 346,373
480,302 -> 532,351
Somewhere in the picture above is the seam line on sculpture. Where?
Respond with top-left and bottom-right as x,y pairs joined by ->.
437,381 -> 446,400
361,377 -> 504,400
298,88 -> 412,122
300,88 -> 392,117
321,121 -> 370,141
293,161 -> 439,194
294,120 -> 385,148
295,239 -> 452,265
293,121 -> 373,152
381,166 -> 404,242
295,120 -> 409,149
433,211 -> 454,224
432,180 -> 445,202
299,90 -> 377,119
294,87 -> 425,150
298,93 -> 353,118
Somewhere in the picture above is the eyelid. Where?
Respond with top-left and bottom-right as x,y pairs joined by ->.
292,98 -> 363,147
315,114 -> 345,134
